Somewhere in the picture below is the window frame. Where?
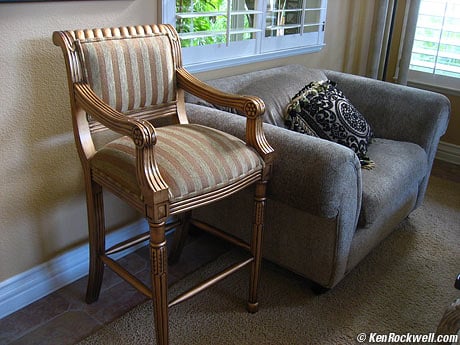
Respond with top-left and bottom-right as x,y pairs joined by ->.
160,0 -> 327,73
408,0 -> 460,92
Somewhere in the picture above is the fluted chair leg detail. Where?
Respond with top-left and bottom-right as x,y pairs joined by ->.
248,181 -> 267,313
150,221 -> 169,345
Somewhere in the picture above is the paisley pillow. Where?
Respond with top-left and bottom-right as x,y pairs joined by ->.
285,80 -> 374,168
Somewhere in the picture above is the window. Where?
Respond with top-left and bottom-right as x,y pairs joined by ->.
409,0 -> 460,90
161,0 -> 327,72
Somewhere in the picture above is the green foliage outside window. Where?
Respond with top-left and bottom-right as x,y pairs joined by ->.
176,0 -> 255,47
177,0 -> 230,47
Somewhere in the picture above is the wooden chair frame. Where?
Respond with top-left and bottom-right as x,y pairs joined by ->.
53,24 -> 273,345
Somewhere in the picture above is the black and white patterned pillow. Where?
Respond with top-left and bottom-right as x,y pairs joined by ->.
285,80 -> 374,168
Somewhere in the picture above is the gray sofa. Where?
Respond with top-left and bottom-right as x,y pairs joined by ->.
185,64 -> 451,290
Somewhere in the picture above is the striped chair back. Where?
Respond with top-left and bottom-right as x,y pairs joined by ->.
70,25 -> 182,131
80,35 -> 176,113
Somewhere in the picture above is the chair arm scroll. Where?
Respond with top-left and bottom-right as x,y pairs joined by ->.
74,83 -> 158,148
74,83 -> 169,203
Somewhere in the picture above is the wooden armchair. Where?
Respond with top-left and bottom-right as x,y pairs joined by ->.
53,24 -> 273,345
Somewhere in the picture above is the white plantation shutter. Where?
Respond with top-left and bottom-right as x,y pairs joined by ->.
409,0 -> 460,89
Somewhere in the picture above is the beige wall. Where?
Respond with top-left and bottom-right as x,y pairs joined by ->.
0,0 -> 157,282
0,1 -> 351,283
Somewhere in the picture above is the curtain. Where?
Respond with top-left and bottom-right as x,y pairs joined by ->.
393,0 -> 421,85
366,0 -> 392,79
342,0 -> 421,84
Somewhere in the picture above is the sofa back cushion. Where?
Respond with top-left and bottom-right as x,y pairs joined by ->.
186,64 -> 327,127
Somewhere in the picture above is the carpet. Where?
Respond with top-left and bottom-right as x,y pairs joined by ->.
78,176 -> 459,345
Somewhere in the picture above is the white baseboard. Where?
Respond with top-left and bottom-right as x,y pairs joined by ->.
436,141 -> 460,165
0,219 -> 148,320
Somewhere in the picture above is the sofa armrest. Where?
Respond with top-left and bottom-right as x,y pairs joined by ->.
324,71 -> 451,155
186,103 -> 362,221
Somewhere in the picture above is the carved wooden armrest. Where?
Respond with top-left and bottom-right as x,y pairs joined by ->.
177,68 -> 264,118
177,68 -> 274,162
74,83 -> 156,143
74,83 -> 169,199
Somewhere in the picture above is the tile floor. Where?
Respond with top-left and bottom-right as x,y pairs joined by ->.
1,233 -> 232,345
1,159 -> 459,345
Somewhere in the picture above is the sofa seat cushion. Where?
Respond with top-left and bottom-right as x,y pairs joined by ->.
90,124 -> 264,203
359,138 -> 427,227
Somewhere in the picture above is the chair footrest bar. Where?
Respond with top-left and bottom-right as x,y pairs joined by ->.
101,255 -> 153,299
105,219 -> 181,255
168,257 -> 253,308
105,231 -> 150,256
190,218 -> 251,252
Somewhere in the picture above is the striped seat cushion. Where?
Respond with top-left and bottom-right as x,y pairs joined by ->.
91,124 -> 264,203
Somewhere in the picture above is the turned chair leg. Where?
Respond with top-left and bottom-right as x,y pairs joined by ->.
168,212 -> 191,264
248,181 -> 267,313
85,181 -> 106,304
149,221 -> 169,345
